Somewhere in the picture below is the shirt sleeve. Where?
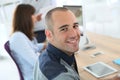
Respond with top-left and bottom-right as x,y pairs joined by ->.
9,32 -> 38,65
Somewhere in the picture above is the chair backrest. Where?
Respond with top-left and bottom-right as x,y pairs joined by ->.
4,41 -> 24,80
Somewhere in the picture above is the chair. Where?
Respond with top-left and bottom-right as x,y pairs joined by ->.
4,41 -> 24,80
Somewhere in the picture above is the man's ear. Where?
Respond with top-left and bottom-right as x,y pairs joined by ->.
45,30 -> 52,39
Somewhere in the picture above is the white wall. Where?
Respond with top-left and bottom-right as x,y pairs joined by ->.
1,0 -> 120,40
0,0 -> 20,57
84,0 -> 120,38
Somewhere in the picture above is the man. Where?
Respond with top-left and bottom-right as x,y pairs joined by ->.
34,7 -> 81,80
21,0 -> 57,43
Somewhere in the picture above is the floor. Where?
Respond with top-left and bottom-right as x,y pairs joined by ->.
0,55 -> 19,80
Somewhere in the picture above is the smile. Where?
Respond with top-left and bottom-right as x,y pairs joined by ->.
66,39 -> 79,44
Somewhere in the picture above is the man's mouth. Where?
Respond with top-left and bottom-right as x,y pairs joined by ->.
66,39 -> 78,44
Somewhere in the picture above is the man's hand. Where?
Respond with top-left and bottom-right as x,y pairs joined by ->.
40,41 -> 47,53
36,14 -> 42,21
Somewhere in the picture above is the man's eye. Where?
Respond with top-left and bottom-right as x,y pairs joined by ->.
60,28 -> 68,31
73,24 -> 79,28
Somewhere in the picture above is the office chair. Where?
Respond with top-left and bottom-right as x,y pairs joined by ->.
4,41 -> 24,80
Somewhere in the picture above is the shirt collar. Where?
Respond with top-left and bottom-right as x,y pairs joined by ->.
46,43 -> 75,66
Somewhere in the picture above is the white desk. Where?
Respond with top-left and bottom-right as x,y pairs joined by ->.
75,32 -> 120,80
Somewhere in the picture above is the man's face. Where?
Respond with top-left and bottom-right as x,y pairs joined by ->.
46,10 -> 80,56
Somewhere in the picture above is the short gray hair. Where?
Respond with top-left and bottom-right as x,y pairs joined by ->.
45,7 -> 69,31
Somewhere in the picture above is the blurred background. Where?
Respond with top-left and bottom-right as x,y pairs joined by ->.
0,0 -> 120,79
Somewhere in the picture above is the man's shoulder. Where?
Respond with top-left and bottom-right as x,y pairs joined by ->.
39,51 -> 67,80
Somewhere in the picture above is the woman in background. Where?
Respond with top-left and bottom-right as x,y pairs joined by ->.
9,4 -> 43,80
21,0 -> 57,43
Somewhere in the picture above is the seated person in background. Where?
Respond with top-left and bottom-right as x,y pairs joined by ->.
34,7 -> 81,80
9,4 -> 45,80
21,0 -> 57,43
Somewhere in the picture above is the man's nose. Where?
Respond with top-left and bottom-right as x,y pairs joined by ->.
69,29 -> 78,37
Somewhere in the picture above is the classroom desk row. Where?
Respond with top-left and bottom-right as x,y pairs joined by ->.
75,32 -> 120,80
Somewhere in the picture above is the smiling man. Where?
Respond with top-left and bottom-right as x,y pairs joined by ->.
34,7 -> 81,80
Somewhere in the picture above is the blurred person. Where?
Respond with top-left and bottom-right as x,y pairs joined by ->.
21,0 -> 57,43
34,7 -> 81,80
9,4 -> 44,80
